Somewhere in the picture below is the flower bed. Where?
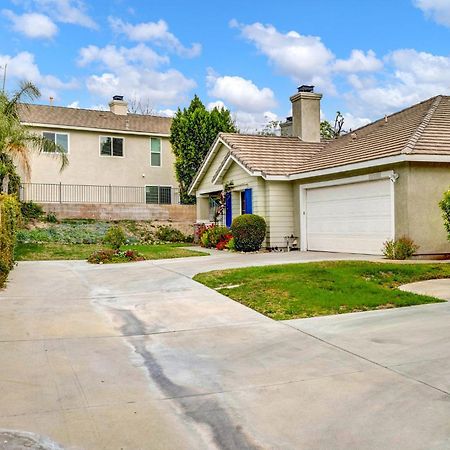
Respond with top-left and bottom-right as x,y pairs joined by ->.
87,248 -> 145,264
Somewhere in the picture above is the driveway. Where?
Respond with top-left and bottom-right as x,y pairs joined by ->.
0,251 -> 449,449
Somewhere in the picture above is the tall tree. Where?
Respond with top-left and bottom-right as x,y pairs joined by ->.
0,81 -> 68,194
170,95 -> 237,204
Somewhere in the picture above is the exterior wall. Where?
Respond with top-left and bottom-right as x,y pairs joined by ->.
196,143 -> 229,194
265,181 -> 295,248
395,163 -> 450,255
41,202 -> 196,222
24,126 -> 177,189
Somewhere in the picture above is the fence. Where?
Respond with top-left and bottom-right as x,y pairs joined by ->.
20,183 -> 181,205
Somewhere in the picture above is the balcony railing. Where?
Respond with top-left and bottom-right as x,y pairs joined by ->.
20,183 -> 180,205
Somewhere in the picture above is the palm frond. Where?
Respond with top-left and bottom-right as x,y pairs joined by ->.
4,81 -> 41,118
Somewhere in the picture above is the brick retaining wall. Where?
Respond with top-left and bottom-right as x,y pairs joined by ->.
40,203 -> 196,222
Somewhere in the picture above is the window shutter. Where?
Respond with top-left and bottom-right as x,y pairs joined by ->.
225,192 -> 232,227
244,189 -> 252,214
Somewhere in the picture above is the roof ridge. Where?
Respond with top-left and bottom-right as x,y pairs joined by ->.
402,95 -> 442,154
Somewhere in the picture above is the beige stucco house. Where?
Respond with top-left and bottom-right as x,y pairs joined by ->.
189,87 -> 450,256
19,96 -> 178,204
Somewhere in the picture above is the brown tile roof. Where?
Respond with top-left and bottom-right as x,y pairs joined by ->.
211,95 -> 450,180
18,103 -> 172,135
218,133 -> 323,176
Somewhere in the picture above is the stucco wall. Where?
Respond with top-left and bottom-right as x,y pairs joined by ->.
24,127 -> 177,188
395,163 -> 450,255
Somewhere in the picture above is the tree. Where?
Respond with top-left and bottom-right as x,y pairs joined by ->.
0,81 -> 68,194
170,95 -> 237,204
258,120 -> 281,136
320,111 -> 345,140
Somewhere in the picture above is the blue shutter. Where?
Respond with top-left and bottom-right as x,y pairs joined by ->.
225,192 -> 232,227
244,189 -> 253,214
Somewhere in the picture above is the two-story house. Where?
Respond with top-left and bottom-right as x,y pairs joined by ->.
18,96 -> 178,206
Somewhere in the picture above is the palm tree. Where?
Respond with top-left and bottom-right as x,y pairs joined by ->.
0,81 -> 68,194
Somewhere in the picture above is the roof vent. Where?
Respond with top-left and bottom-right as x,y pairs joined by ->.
112,95 -> 124,101
298,85 -> 314,93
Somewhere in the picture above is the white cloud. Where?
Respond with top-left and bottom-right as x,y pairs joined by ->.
79,44 -> 196,106
109,17 -> 201,58
207,100 -> 227,110
341,113 -> 371,131
67,100 -> 80,108
206,70 -> 276,112
334,50 -> 383,73
414,0 -> 450,26
2,10 -> 57,39
232,20 -> 335,92
233,110 -> 280,134
22,0 -> 97,29
157,108 -> 176,117
0,51 -> 77,98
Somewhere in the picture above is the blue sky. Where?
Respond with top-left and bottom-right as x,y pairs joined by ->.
1,0 -> 450,131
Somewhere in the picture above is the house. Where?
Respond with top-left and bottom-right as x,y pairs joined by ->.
189,87 -> 450,256
18,96 -> 178,205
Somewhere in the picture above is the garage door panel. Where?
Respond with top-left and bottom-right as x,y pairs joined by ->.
305,179 -> 392,255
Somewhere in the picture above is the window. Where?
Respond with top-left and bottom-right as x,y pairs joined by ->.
100,136 -> 124,157
43,132 -> 69,153
146,186 -> 172,204
150,138 -> 161,166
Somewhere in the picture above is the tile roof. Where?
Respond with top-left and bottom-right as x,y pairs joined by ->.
18,103 -> 172,135
213,95 -> 450,179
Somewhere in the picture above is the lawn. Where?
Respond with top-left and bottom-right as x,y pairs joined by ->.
193,261 -> 450,320
16,243 -> 208,261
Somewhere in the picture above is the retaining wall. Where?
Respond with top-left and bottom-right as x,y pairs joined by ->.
40,203 -> 196,222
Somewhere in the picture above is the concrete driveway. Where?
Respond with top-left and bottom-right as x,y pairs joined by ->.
0,251 -> 449,449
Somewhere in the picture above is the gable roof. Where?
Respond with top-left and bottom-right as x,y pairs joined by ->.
18,103 -> 171,135
189,95 -> 450,194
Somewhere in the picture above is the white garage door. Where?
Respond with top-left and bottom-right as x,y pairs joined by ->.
305,179 -> 393,254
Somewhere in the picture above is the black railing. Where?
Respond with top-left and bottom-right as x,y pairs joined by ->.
20,183 -> 180,205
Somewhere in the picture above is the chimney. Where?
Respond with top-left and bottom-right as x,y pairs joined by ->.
290,85 -> 322,142
109,95 -> 128,115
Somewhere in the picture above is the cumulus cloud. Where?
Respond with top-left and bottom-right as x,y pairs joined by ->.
2,10 -> 58,39
78,43 -> 196,106
414,0 -> 450,27
334,50 -> 383,73
0,51 -> 77,98
206,70 -> 276,112
109,17 -> 201,58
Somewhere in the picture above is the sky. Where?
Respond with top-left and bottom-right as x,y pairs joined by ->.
1,0 -> 450,132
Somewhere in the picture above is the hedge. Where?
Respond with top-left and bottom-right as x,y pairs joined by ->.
0,194 -> 20,286
231,214 -> 266,252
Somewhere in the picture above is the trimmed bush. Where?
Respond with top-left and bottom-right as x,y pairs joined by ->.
231,214 -> 266,252
103,225 -> 126,250
439,188 -> 450,241
382,237 -> 419,260
20,201 -> 44,222
155,225 -> 186,242
0,195 -> 21,283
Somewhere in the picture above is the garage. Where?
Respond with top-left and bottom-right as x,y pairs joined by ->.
303,178 -> 393,254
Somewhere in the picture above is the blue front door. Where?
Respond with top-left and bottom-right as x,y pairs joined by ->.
225,192 -> 232,227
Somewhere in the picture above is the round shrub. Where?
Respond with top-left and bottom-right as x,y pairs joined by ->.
103,225 -> 126,250
231,214 -> 266,252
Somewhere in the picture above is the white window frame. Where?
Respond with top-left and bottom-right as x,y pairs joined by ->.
42,131 -> 70,154
299,170 -> 396,252
150,137 -> 162,167
99,135 -> 125,158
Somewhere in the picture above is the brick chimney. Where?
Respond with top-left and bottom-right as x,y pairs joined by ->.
290,85 -> 322,142
109,95 -> 128,115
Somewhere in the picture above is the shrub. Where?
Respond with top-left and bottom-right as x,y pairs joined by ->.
0,195 -> 21,282
155,225 -> 186,242
439,189 -> 450,240
216,233 -> 233,250
103,225 -> 126,250
225,237 -> 235,251
88,248 -> 145,264
20,201 -> 44,221
231,214 -> 266,252
382,237 -> 419,260
200,225 -> 230,248
46,212 -> 58,223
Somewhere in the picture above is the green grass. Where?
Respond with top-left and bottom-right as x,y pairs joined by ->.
15,242 -> 207,261
193,261 -> 450,320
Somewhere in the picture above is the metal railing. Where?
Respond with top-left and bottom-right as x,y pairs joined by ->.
20,183 -> 180,205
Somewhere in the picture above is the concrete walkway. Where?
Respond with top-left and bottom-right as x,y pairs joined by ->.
0,251 -> 449,449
